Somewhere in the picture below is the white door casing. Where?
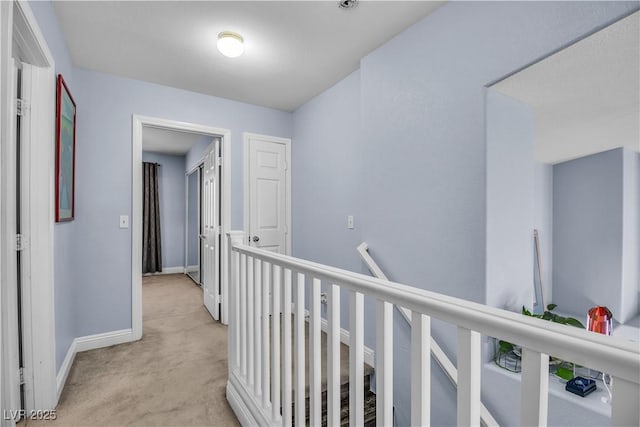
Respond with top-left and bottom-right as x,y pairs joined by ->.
243,133 -> 291,255
1,0 -> 57,415
202,138 -> 220,319
132,116 -> 232,337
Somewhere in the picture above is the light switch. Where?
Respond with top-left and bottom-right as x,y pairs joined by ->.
347,215 -> 354,229
119,215 -> 129,229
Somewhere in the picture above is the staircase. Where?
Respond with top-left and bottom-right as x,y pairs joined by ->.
226,233 -> 640,427
283,321 -> 377,426
293,362 -> 376,426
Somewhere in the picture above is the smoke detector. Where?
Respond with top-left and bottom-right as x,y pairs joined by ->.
338,0 -> 358,10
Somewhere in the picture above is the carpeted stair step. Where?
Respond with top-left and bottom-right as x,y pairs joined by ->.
292,372 -> 376,426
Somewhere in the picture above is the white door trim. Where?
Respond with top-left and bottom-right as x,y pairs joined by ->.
132,116 -> 232,334
1,0 -> 57,414
243,132 -> 292,255
185,160 -> 204,284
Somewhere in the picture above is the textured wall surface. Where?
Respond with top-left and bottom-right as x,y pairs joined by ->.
486,90 -> 535,312
29,0 -> 77,372
292,2 -> 638,424
553,149 -> 623,319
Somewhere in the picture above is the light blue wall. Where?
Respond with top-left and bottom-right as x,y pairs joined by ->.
486,90 -> 535,313
29,0 -> 77,373
553,149 -> 624,320
141,152 -> 186,269
185,135 -> 218,172
31,0 -> 292,342
292,2 -> 638,425
71,68 -> 291,337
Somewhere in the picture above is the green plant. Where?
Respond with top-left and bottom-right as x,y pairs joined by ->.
521,303 -> 585,328
496,304 -> 585,365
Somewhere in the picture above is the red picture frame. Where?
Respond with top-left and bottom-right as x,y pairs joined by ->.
55,74 -> 76,222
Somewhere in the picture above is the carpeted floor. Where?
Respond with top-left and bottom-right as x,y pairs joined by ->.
26,274 -> 239,426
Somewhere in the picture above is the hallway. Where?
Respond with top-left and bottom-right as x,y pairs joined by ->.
28,274 -> 238,426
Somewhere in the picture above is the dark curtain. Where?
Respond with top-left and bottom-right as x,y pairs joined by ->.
142,162 -> 162,273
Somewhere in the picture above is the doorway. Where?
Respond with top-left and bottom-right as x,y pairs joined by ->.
132,116 -> 231,339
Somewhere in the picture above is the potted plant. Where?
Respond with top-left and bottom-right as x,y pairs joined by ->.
495,304 -> 585,376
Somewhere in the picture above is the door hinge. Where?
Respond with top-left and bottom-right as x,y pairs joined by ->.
16,234 -> 25,251
215,294 -> 222,304
16,98 -> 29,116
216,157 -> 222,167
19,367 -> 25,385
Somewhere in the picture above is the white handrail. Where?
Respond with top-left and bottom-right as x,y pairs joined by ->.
357,242 -> 499,427
227,237 -> 640,427
233,243 -> 639,379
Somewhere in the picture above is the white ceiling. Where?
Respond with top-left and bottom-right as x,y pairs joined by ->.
142,126 -> 212,155
493,11 -> 640,164
53,1 -> 444,112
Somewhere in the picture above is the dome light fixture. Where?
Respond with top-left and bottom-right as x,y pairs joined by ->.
217,31 -> 244,58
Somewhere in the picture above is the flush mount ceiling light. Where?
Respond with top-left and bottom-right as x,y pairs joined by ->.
217,31 -> 244,58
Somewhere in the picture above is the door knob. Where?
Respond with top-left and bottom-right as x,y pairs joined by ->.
252,236 -> 260,242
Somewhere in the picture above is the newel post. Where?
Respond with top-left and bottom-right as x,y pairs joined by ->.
227,231 -> 244,374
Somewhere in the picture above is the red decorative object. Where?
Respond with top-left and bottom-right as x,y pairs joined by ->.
587,306 -> 612,335
55,74 -> 76,222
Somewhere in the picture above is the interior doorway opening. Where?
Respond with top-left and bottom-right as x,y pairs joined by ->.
132,116 -> 231,341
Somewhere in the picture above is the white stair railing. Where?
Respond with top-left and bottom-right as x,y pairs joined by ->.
357,242 -> 499,427
226,232 -> 640,427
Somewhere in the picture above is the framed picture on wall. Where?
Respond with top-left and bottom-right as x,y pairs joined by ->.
55,74 -> 76,222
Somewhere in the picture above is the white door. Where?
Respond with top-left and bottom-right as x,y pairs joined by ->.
202,139 -> 220,319
246,135 -> 290,254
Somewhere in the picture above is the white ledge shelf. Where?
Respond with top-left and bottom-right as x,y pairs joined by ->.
484,362 -> 611,420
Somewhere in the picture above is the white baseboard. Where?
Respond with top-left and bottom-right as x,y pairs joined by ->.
185,265 -> 198,273
55,340 -> 77,403
56,329 -> 137,400
302,308 -> 375,367
227,374 -> 271,426
142,266 -> 184,276
75,328 -> 135,352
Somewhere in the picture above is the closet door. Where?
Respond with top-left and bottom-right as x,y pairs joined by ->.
202,138 -> 220,319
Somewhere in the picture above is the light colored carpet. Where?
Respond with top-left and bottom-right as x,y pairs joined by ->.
26,274 -> 239,427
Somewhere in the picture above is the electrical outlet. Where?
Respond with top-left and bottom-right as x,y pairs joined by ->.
320,293 -> 327,305
347,215 -> 354,229
119,215 -> 129,229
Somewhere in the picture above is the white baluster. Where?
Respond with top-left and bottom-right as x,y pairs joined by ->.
520,348 -> 549,427
411,312 -> 431,426
611,376 -> 640,427
328,284 -> 341,427
309,278 -> 322,426
262,261 -> 271,410
233,250 -> 241,370
294,273 -> 306,427
247,256 -> 254,387
282,269 -> 293,426
349,291 -> 364,427
376,300 -> 393,427
254,258 -> 262,396
457,327 -> 481,427
240,253 -> 247,378
272,265 -> 282,421
230,248 -> 239,372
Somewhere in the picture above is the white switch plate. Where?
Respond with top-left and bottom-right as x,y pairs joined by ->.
119,215 -> 129,229
347,215 -> 354,229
